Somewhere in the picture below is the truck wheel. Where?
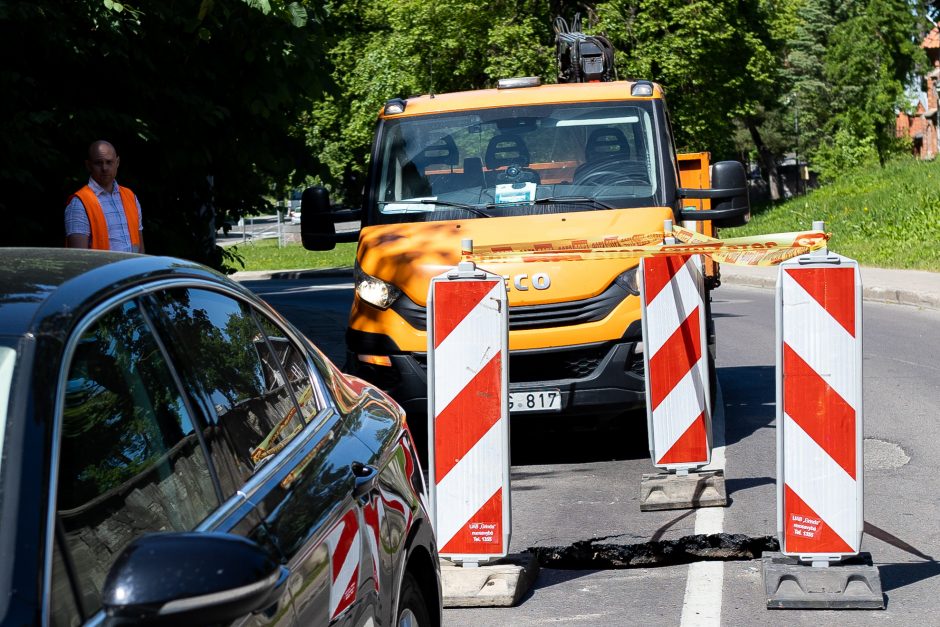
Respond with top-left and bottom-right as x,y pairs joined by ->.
397,571 -> 431,627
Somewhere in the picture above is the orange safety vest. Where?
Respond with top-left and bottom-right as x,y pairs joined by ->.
70,184 -> 141,251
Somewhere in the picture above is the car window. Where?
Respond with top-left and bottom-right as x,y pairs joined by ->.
254,313 -> 322,424
0,346 -> 13,479
145,288 -> 309,486
52,299 -> 220,619
50,534 -> 84,627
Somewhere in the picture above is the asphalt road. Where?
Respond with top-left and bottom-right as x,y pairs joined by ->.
242,277 -> 940,626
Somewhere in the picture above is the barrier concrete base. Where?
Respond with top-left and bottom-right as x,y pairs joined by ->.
639,469 -> 727,511
440,553 -> 540,607
762,552 -> 885,609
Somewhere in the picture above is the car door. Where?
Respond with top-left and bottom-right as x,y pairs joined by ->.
247,310 -> 382,627
46,296 -> 259,625
146,285 -> 381,626
314,361 -> 425,625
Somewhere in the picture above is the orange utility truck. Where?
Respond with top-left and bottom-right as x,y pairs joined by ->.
301,21 -> 750,449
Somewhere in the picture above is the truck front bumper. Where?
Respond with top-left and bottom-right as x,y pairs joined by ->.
346,328 -> 647,423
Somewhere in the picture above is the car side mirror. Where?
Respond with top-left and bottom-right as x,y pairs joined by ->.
677,160 -> 751,228
101,532 -> 287,626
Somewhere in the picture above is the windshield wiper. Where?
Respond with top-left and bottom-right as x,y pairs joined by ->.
415,199 -> 492,218
530,196 -> 614,210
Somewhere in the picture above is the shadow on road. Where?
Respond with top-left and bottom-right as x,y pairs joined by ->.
724,476 -> 775,503
514,567 -> 603,603
509,411 -> 649,466
863,520 -> 939,597
879,560 -> 940,594
718,365 -> 776,447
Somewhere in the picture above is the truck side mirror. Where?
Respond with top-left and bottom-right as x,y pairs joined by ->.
300,186 -> 338,251
677,160 -> 751,228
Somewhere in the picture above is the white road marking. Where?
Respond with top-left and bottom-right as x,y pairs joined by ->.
680,383 -> 727,627
680,562 -> 724,626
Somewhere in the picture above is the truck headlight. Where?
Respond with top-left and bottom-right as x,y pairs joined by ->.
614,266 -> 640,296
355,262 -> 402,309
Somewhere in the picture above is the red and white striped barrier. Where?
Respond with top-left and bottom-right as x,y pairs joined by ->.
427,261 -> 510,565
326,508 -> 361,619
640,249 -> 712,471
776,252 -> 863,560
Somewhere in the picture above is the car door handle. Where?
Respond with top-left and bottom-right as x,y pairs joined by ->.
351,461 -> 378,498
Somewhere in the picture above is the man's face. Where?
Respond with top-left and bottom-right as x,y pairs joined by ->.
86,144 -> 120,189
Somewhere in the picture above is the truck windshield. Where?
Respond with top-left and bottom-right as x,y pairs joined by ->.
370,101 -> 662,223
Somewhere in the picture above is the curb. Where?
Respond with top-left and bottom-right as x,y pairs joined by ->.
719,268 -> 940,312
231,266 -> 353,281
860,286 -> 940,311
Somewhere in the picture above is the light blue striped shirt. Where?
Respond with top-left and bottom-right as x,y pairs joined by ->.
65,178 -> 143,252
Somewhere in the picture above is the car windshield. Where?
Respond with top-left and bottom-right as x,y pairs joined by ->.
371,101 -> 661,224
0,342 -> 15,480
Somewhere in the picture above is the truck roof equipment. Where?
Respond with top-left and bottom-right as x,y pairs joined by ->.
554,14 -> 617,83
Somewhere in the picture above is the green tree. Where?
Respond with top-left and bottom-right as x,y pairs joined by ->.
0,0 -> 328,270
781,0 -> 847,165
307,0 -> 558,205
822,0 -> 925,168
595,0 -> 782,187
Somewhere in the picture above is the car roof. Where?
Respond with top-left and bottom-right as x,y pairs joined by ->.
381,80 -> 664,119
0,248 -> 231,339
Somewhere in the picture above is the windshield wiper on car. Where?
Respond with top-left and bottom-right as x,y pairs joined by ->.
530,196 -> 614,210
415,199 -> 492,218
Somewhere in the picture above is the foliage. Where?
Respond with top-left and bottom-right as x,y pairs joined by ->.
0,0 -> 329,269
775,0 -> 853,163
769,0 -> 926,169
811,129 -> 881,182
595,0 -> 781,158
306,0 -> 558,205
725,156 -> 940,270
1,0 -> 931,265
822,0 -> 926,165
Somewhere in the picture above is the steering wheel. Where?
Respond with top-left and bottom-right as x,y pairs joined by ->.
495,163 -> 541,185
573,158 -> 648,187
579,170 -> 649,186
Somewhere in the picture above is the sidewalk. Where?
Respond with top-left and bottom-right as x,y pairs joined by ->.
719,264 -> 940,311
233,265 -> 940,312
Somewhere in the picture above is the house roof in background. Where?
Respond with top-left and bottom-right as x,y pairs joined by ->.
923,24 -> 939,49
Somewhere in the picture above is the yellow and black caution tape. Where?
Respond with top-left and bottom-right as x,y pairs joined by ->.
463,225 -> 830,267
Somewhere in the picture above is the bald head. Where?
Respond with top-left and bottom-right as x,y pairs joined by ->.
87,140 -> 117,160
86,140 -> 120,192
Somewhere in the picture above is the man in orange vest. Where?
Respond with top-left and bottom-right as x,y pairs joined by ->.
65,140 -> 145,252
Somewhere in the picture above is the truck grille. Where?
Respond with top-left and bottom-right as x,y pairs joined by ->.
392,281 -> 632,331
414,342 -> 614,382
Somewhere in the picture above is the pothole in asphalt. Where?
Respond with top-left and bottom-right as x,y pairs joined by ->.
864,437 -> 910,470
526,533 -> 779,569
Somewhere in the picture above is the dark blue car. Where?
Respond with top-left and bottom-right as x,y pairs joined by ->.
0,249 -> 441,626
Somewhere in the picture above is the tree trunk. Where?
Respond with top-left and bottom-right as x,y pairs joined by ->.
746,117 -> 781,201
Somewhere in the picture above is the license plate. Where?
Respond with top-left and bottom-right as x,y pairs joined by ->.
509,390 -> 561,413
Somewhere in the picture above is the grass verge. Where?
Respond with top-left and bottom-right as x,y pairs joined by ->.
227,238 -> 356,272
724,157 -> 940,271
